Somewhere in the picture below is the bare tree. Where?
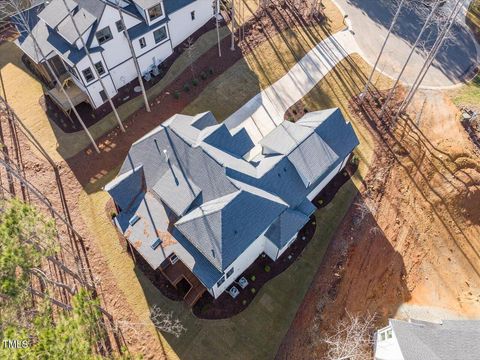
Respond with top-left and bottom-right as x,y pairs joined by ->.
230,0 -> 236,51
215,0 -> 222,57
115,305 -> 186,338
322,311 -> 376,360
361,0 -> 407,102
380,0 -> 443,116
399,0 -> 467,113
59,0 -> 125,132
115,0 -> 150,112
1,0 -> 100,153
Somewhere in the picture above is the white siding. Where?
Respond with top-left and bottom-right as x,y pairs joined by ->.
374,326 -> 405,360
211,234 -> 267,299
168,0 -> 213,48
276,233 -> 298,259
264,237 -> 279,260
109,59 -> 137,89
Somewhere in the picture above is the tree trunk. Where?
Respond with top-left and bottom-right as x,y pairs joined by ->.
60,0 -> 125,132
361,0 -> 406,103
380,0 -> 442,115
116,1 -> 150,112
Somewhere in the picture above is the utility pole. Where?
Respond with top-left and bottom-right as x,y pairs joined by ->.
60,0 -> 125,132
116,0 -> 150,112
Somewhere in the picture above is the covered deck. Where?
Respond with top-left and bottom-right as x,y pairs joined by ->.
46,74 -> 89,113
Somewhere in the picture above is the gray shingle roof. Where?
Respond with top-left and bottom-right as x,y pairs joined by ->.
38,0 -> 77,28
175,189 -> 287,271
265,209 -> 310,248
260,121 -> 311,155
151,163 -> 201,216
391,319 -> 480,360
287,133 -> 339,187
57,7 -> 96,44
107,109 -> 359,288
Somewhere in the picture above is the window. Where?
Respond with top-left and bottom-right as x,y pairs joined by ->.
148,4 -> 163,21
96,26 -> 113,45
226,267 -> 234,278
386,329 -> 392,339
82,67 -> 94,82
153,26 -> 167,44
216,275 -> 225,287
94,61 -> 105,76
99,90 -> 108,102
191,11 -> 195,20
115,20 -> 124,32
139,37 -> 146,48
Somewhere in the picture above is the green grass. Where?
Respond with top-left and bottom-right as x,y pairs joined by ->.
78,52 -> 394,359
466,0 -> 480,42
80,170 -> 359,360
451,75 -> 480,110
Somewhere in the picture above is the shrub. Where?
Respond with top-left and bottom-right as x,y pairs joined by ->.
200,71 -> 207,80
318,199 -> 324,205
264,265 -> 271,273
343,171 -> 348,177
242,299 -> 247,306
183,83 -> 190,92
250,275 -> 256,282
251,288 -> 256,294
110,211 -> 116,219
192,78 -> 199,86
174,91 -> 180,99
208,67 -> 214,75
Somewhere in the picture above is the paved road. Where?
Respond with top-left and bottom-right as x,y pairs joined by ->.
224,30 -> 360,157
334,0 -> 479,88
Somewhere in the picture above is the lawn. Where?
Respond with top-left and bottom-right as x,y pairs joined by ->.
450,75 -> 480,111
78,52 -> 393,359
466,0 -> 480,42
0,26 -> 231,161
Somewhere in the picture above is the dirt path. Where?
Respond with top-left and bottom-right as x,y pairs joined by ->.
276,90 -> 480,359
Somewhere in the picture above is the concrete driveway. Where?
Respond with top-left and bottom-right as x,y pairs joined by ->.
334,0 -> 479,88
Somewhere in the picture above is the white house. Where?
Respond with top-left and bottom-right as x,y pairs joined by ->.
104,108 -> 359,305
13,0 -> 215,110
374,318 -> 480,360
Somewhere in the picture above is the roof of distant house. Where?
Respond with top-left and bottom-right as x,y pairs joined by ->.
390,319 -> 480,360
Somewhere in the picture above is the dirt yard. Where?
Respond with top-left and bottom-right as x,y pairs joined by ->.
276,89 -> 480,359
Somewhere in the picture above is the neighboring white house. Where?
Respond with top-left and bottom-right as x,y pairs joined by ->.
13,0 -> 214,109
104,108 -> 359,304
374,318 -> 480,360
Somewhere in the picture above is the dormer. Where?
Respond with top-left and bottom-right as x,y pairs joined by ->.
132,0 -> 166,25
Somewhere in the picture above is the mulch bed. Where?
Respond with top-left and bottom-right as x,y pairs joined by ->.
191,160 -> 358,320
67,2 -> 330,186
192,216 -> 317,320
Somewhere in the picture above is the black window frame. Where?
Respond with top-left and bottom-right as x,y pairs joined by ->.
226,267 -> 234,278
95,26 -> 113,45
153,26 -> 167,44
191,11 -> 195,20
99,90 -> 108,102
115,20 -> 124,32
139,37 -> 146,48
82,67 -> 94,83
216,275 -> 225,287
148,4 -> 163,21
94,61 -> 105,76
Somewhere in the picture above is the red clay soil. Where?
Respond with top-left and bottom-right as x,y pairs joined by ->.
276,90 -> 480,359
